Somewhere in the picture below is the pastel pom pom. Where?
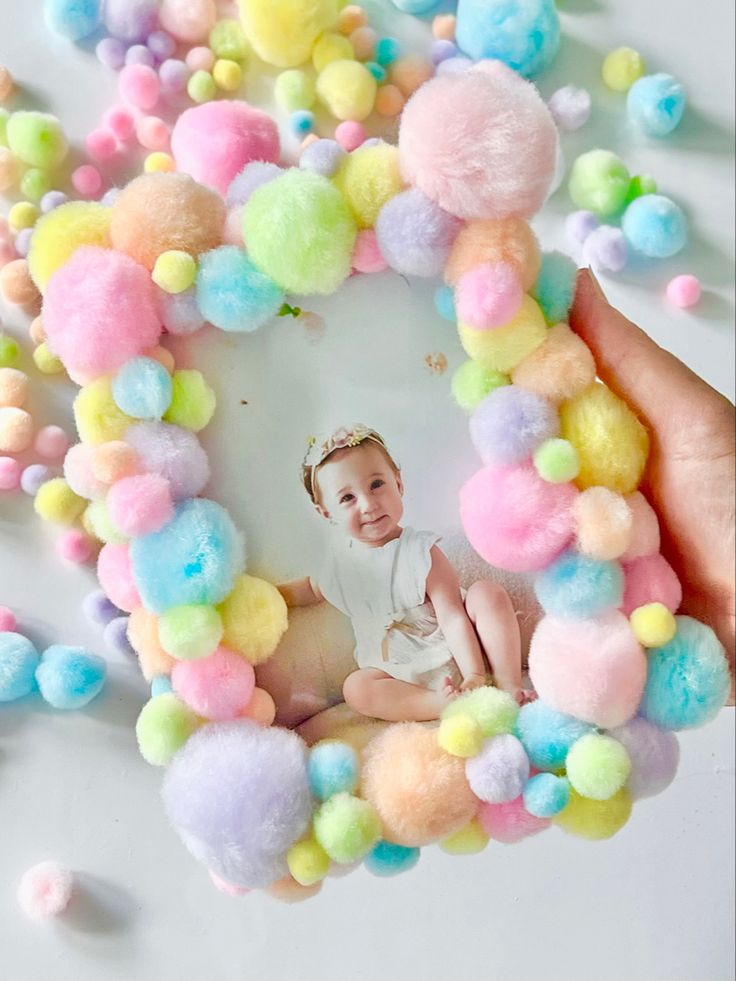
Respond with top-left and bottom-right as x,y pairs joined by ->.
152,251 -> 197,294
514,699 -> 593,771
621,553 -> 682,616
28,201 -> 111,292
34,478 -> 87,525
445,217 -> 540,291
469,385 -> 559,466
522,773 -> 570,818
6,111 -> 68,169
0,632 -> 40,701
478,796 -> 550,844
300,139 -> 345,178
239,0 -> 337,68
666,274 -> 701,309
196,246 -> 284,332
437,714 -> 484,758
315,60 -> 377,122
45,0 -> 101,40
566,732 -> 631,800
158,0 -> 215,43
171,646 -> 255,719
307,741 -> 359,801
287,838 -> 330,886
125,421 -> 210,500
351,229 -> 387,274
629,603 -> 677,648
547,85 -> 591,131
112,357 -> 173,420
135,692 -> 199,765
621,194 -> 687,258
375,188 -> 460,278
57,529 -> 94,563
451,360 -> 509,413
441,686 -> 519,737
158,604 -> 223,660
455,262 -> 523,330
364,840 -> 420,878
465,734 -> 530,804
554,788 -> 632,840
17,861 -> 73,920
156,287 -> 206,336
455,0 -> 560,77
333,143 -> 403,230
573,487 -> 633,561
439,817 -> 489,855
533,438 -> 580,483
639,617 -> 731,730
35,644 -> 106,709
568,149 -> 630,219
459,295 -> 547,373
530,251 -> 577,325
627,73 -> 686,136
602,46 -> 645,92
164,370 -> 216,432
217,574 -> 288,666
0,406 -> 33,453
127,607 -> 175,680
534,549 -> 624,619
104,0 -> 158,41
582,225 -> 628,274
227,161 -> 282,207
610,716 -> 679,800
313,792 -> 381,864
107,473 -> 174,537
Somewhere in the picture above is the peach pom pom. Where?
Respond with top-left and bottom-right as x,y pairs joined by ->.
573,487 -> 633,561
374,84 -> 405,117
0,367 -> 29,408
432,14 -> 456,41
172,646 -> 256,720
0,406 -> 34,453
241,686 -> 277,726
128,607 -> 176,680
390,55 -> 433,97
621,553 -> 682,616
511,323 -> 596,404
1,259 -> 41,307
97,542 -> 141,612
621,491 -> 660,562
92,441 -> 140,484
444,218 -> 540,291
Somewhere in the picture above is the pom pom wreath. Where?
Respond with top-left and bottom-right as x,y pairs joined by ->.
478,796 -> 550,844
315,60 -> 377,122
127,607 -> 176,680
560,383 -> 649,495
621,552 -> 682,616
125,421 -> 210,500
34,478 -> 87,525
602,46 -> 645,92
529,612 -> 646,728
610,716 -> 679,800
0,406 -> 33,453
522,773 -> 570,818
515,699 -> 593,771
107,473 -> 174,537
28,202 -> 111,292
455,0 -> 560,77
530,251 -> 577,325
159,0 -> 216,43
364,840 -> 420,878
227,161 -> 282,207
163,720 -> 312,887
630,603 -> 677,648
158,604 -> 223,660
217,574 -> 288,665
287,838 -> 330,886
374,189 -> 460,278
97,543 -> 141,612
362,724 -> 478,846
163,370 -> 216,432
459,295 -> 547,373
451,360 -> 509,413
43,247 -> 160,383
533,438 -> 580,484
666,274 -> 701,309
534,549 -> 624,619
156,287 -> 206,336
110,174 -> 226,270
307,741 -> 359,801
568,150 -> 630,220
35,645 -> 106,709
398,66 -> 557,221
455,262 -> 523,330
171,646 -> 255,719
566,732 -> 631,800
469,385 -> 559,466
135,693 -> 200,765
437,714 -> 484,758
573,487 -> 633,561
627,73 -> 685,137
130,498 -> 244,614
300,139 -> 346,179
171,102 -> 279,197
465,734 -> 530,804
439,817 -> 489,855
313,792 -> 382,864
112,358 -> 173,420
6,112 -> 68,169
351,229 -> 388,274
442,686 -> 519,738
196,246 -> 284,332
639,617 -> 731,730
0,367 -> 29,407
238,0 -> 337,68
621,194 -> 687,259
243,169 -> 357,295
0,632 -> 40,701
333,143 -> 403,231
459,463 -> 577,573
17,861 -> 73,921
554,787 -> 632,840
581,225 -> 628,274
547,85 -> 591,132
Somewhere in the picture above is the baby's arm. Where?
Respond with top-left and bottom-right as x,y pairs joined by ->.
425,547 -> 486,689
276,577 -> 324,608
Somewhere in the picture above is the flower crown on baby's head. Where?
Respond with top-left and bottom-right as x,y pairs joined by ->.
301,424 -> 398,505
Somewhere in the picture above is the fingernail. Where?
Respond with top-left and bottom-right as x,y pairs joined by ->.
586,266 -> 607,299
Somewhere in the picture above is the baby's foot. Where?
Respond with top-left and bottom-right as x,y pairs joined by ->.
513,687 -> 538,707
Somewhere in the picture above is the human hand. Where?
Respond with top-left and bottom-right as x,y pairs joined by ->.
570,270 -> 735,703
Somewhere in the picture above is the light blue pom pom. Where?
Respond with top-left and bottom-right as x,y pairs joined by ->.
639,617 -> 730,730
456,0 -> 560,78
434,284 -> 456,321
515,700 -> 593,771
151,676 -> 173,697
621,194 -> 687,258
45,0 -> 101,40
112,357 -> 173,420
130,499 -> 245,613
300,139 -> 346,178
535,549 -> 624,619
364,840 -> 420,877
0,633 -> 40,702
627,73 -> 686,137
307,741 -> 359,801
289,110 -> 315,136
389,0 -> 439,13
35,645 -> 106,709
531,251 -> 577,325
196,246 -> 284,333
523,773 -> 570,817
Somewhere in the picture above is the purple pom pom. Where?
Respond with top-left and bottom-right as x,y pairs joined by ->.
155,286 -> 205,336
104,0 -> 158,43
435,56 -> 473,76
226,161 -> 282,208
96,37 -> 127,71
375,188 -> 461,278
431,40 -> 458,65
548,85 -> 591,132
104,616 -> 135,657
565,209 -> 599,249
82,589 -> 121,626
582,225 -> 628,272
299,139 -> 346,178
610,716 -> 679,800
125,421 -> 210,500
470,385 -> 560,466
465,734 -> 530,804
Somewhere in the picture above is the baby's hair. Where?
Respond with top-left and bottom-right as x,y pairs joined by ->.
302,429 -> 401,508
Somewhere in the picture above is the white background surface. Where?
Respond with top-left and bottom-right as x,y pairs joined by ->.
0,1 -> 734,980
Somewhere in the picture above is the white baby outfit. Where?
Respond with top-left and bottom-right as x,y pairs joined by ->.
316,526 -> 463,690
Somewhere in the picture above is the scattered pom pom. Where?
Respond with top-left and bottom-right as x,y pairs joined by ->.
308,741 -> 359,801
0,632 -> 40,701
523,773 -> 570,817
515,700 -> 593,771
17,861 -> 73,920
602,46 -> 645,92
0,406 -> 33,453
566,732 -> 631,800
82,589 -> 120,626
459,296 -> 548,373
0,367 -> 27,408
610,716 -> 679,800
112,357 -> 173,420
555,787 -> 632,840
125,420 -> 210,500
568,149 -> 630,219
622,194 -> 687,258
465,733 -> 530,803
478,795 -> 550,843
627,73 -> 685,136
56,528 -> 93,563
530,251 -> 577,325
666,274 -> 701,309
469,385 -> 559,466
547,85 -> 591,131
196,246 -> 284,332
35,644 -> 106,709
136,692 -> 199,765
582,225 -> 628,273
158,604 -> 223,661
375,188 -> 460,278
6,111 -> 68,169
104,615 -> 135,657
107,472 -> 174,537
534,549 -> 624,620
621,552 -> 682,616
0,455 -> 22,490
364,840 -> 420,877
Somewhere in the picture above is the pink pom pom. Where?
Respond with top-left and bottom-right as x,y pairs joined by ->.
104,106 -> 136,141
621,490 -> 660,562
335,121 -> 366,152
621,553 -> 682,616
478,796 -> 551,843
159,0 -> 216,44
42,246 -> 161,384
666,274 -> 701,309
185,46 -> 216,73
459,463 -> 577,572
172,645 -> 256,720
171,101 -> 280,197
17,861 -> 73,920
107,473 -> 173,537
136,115 -> 170,151
455,261 -> 523,329
0,456 -> 22,490
529,611 -> 647,728
97,542 -> 141,612
223,206 -> 244,246
119,64 -> 161,110
34,425 -> 70,460
398,64 -> 557,220
0,240 -> 17,269
56,529 -> 94,564
0,605 -> 17,631
72,165 -> 103,198
86,130 -> 117,162
351,229 -> 388,274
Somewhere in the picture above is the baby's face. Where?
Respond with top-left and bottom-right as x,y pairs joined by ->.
315,443 -> 404,547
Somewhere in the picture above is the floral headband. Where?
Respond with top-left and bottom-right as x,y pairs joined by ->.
302,425 -> 389,501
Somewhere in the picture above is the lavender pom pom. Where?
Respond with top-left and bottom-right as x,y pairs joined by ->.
470,385 -> 559,466
610,716 -> 679,800
375,188 -> 460,278
582,224 -> 628,272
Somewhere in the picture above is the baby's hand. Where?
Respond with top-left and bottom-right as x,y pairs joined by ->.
460,673 -> 487,692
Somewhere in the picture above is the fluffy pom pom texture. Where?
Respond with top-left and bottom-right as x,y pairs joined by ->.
35,645 -> 106,709
375,188 -> 460,278
308,741 -> 360,801
0,632 -> 40,701
611,716 -> 679,800
515,699 -> 593,771
478,796 -> 550,844
17,861 -> 74,920
171,646 -> 255,720
455,0 -> 560,78
465,734 -> 530,804
534,549 -> 624,619
469,385 -> 559,466
196,247 -> 284,332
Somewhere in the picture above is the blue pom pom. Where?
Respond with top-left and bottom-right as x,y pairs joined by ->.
627,73 -> 686,137
35,645 -> 106,709
364,840 -> 420,877
523,773 -> 570,817
307,741 -> 359,801
289,110 -> 315,137
130,499 -> 245,613
621,194 -> 687,259
0,632 -> 40,702
300,139 -> 346,178
389,0 -> 439,13
434,284 -> 456,322
196,246 -> 284,333
365,62 -> 387,83
375,37 -> 402,67
515,700 -> 593,771
639,617 -> 731,730
534,549 -> 624,619
112,357 -> 173,420
45,0 -> 101,40
455,0 -> 560,78
151,675 -> 173,697
531,251 -> 577,325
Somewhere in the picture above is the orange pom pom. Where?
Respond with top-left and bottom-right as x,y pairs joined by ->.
390,55 -> 433,97
127,607 -> 176,681
241,686 -> 277,726
337,5 -> 368,36
432,14 -> 456,41
445,218 -> 540,291
1,259 -> 41,307
92,441 -> 140,484
512,323 -> 596,404
374,83 -> 405,117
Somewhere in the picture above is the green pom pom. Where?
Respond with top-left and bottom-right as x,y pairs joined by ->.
86,497 -> 128,544
158,604 -> 223,660
441,686 -> 518,738
209,19 -> 248,61
566,733 -> 631,800
287,838 -> 330,886
187,70 -> 216,104
135,693 -> 199,766
0,334 -> 21,368
568,149 -> 630,219
163,370 -> 216,432
313,792 -> 382,864
534,438 -> 580,483
20,168 -> 52,203
451,360 -> 509,412
626,173 -> 657,202
274,69 -> 316,111
6,111 -> 68,169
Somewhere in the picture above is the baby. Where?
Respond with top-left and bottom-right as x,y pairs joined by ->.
277,425 -> 531,723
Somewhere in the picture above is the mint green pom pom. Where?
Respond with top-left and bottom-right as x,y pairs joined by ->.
6,111 -> 68,169
534,438 -> 580,483
312,792 -> 381,863
568,149 -> 630,219
451,360 -> 509,412
566,733 -> 631,800
531,251 -> 577,325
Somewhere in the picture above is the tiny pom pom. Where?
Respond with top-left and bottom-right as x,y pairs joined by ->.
18,861 -> 73,920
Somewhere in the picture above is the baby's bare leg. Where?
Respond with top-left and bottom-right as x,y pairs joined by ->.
464,581 -> 523,694
343,668 -> 452,722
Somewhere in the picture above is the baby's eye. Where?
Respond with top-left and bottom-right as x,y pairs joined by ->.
340,493 -> 354,504
371,479 -> 384,489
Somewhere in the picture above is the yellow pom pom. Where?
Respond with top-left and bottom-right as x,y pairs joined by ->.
28,201 -> 111,292
316,59 -> 376,122
73,376 -> 133,445
333,142 -> 402,229
144,152 -> 175,173
287,838 -> 331,886
630,602 -> 677,647
34,477 -> 86,525
560,382 -> 649,495
458,296 -> 547,373
218,574 -> 288,665
8,201 -> 39,232
602,46 -> 645,92
313,32 -> 354,72
212,58 -> 243,92
554,787 -> 632,840
86,498 -> 128,544
32,342 -> 64,374
238,0 -> 339,69
439,817 -> 489,855
437,714 -> 484,758
151,250 -> 197,294
163,369 -> 216,432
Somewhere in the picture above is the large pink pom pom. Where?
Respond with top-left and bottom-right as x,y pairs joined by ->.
398,63 -> 557,220
529,612 -> 647,728
97,542 -> 141,613
172,646 -> 256,720
459,463 -> 577,572
455,262 -> 523,329
43,247 -> 161,384
107,473 -> 173,537
478,796 -> 551,844
621,552 -> 682,616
